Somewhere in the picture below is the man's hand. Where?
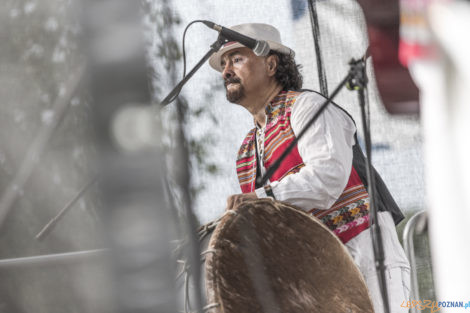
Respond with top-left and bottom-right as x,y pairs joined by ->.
226,192 -> 258,211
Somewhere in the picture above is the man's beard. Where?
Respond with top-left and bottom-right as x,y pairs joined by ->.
225,78 -> 245,103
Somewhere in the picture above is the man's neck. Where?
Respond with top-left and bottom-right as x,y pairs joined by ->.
243,84 -> 283,128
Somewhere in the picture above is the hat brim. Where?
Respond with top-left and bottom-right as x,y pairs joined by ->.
209,40 -> 295,72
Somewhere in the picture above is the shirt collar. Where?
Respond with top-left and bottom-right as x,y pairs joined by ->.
252,90 -> 288,129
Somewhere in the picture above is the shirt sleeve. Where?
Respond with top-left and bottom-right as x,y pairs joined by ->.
255,92 -> 356,211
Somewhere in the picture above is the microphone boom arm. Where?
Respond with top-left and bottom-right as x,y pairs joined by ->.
159,35 -> 226,107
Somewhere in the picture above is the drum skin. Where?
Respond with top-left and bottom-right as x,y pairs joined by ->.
204,199 -> 374,313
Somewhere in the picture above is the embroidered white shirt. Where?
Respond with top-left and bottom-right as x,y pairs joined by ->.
254,91 -> 356,211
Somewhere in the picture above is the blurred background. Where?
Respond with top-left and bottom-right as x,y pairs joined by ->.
1,0 -> 469,312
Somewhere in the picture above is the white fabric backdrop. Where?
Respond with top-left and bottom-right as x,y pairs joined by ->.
160,0 -> 424,224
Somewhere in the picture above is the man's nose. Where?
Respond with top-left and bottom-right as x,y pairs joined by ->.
222,63 -> 233,80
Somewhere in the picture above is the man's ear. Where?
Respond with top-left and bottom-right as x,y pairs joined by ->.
266,54 -> 279,76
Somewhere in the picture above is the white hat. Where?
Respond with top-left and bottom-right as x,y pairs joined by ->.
208,23 -> 295,72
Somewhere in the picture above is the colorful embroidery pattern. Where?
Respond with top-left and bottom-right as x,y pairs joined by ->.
236,129 -> 257,192
310,184 -> 370,243
236,91 -> 302,192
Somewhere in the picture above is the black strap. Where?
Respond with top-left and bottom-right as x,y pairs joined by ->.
300,88 -> 354,123
254,131 -> 263,189
299,89 -> 405,224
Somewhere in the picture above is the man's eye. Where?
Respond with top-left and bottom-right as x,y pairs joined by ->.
233,57 -> 242,63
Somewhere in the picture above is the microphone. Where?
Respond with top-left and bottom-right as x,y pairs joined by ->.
202,21 -> 270,57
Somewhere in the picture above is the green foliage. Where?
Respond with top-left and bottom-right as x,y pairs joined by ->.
144,0 -> 221,202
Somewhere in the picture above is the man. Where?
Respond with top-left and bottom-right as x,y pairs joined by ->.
209,23 -> 410,313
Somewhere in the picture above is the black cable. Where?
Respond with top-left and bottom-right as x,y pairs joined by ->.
167,20 -> 207,105
182,20 -> 207,78
158,29 -> 227,313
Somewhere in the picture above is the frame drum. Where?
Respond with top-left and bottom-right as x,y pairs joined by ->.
177,199 -> 374,313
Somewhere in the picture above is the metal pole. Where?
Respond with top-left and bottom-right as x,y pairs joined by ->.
0,249 -> 107,269
0,67 -> 84,228
403,210 -> 427,313
353,58 -> 390,313
307,0 -> 329,96
35,176 -> 98,241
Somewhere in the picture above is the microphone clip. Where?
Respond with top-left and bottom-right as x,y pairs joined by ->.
347,57 -> 368,91
211,33 -> 228,51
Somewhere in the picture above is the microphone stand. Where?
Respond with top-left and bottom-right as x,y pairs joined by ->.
160,35 -> 227,106
158,34 -> 226,313
350,58 -> 390,313
256,56 -> 390,313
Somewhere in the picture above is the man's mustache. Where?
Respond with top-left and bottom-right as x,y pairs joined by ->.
224,78 -> 241,88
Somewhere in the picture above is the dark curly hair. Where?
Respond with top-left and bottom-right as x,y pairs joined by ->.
269,50 -> 303,91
